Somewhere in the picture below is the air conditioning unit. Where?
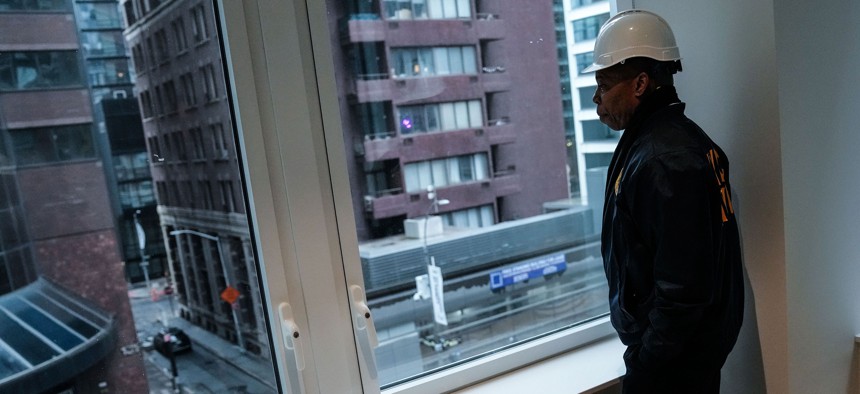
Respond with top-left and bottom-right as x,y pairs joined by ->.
404,216 -> 443,239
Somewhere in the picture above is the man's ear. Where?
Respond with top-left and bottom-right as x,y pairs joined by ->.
633,72 -> 650,97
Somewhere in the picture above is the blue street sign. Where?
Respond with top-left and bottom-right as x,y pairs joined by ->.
489,253 -> 567,290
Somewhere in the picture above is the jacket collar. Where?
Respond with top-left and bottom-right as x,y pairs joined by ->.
626,85 -> 683,132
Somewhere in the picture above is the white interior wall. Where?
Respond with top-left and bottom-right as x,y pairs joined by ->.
633,0 -> 860,392
622,0 -> 786,392
772,0 -> 860,392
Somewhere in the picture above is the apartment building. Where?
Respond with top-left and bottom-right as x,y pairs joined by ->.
330,0 -> 571,240
121,0 -> 269,356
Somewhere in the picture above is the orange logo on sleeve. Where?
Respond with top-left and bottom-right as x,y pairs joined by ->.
707,149 -> 735,222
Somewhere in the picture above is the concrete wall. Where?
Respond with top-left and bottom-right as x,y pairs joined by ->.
623,0 -> 860,392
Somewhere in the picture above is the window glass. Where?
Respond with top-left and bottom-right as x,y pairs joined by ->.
329,0 -> 611,389
0,0 -> 67,11
0,1 -> 279,393
0,51 -> 83,91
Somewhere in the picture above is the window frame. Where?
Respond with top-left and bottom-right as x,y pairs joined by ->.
216,0 -> 617,393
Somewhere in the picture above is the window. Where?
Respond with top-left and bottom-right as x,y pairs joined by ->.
190,127 -> 205,159
81,31 -> 126,58
441,204 -> 495,228
398,99 -> 482,134
200,64 -> 218,102
0,1 -> 618,392
572,13 -> 609,42
391,46 -> 477,78
0,51 -> 83,91
575,51 -> 594,74
88,59 -> 131,86
180,72 -> 197,107
10,125 -> 95,165
190,4 -> 209,43
172,17 -> 188,53
403,152 -> 489,192
76,3 -> 122,30
154,29 -> 170,63
578,86 -> 596,109
0,0 -> 67,11
210,122 -> 228,158
163,80 -> 178,113
383,0 -> 471,20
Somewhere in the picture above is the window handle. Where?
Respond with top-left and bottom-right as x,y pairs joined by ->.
278,302 -> 306,393
350,285 -> 379,379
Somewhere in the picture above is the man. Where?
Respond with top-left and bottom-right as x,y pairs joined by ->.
584,10 -> 745,393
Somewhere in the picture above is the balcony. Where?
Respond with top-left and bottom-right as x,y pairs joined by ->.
485,117 -> 516,145
355,74 -> 484,104
363,173 -> 521,220
475,13 -> 505,40
480,67 -> 511,92
362,125 -> 510,162
341,15 -> 385,43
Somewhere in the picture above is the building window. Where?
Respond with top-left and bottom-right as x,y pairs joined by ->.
0,51 -> 83,91
200,64 -> 218,102
210,122 -> 228,158
403,152 -> 489,193
145,36 -> 157,69
131,44 -> 145,72
219,181 -> 235,212
123,0 -> 137,25
163,80 -> 179,114
398,99 -> 482,135
153,85 -> 164,115
172,17 -> 188,53
140,90 -> 153,118
575,51 -> 594,74
391,46 -> 477,78
572,13 -> 609,42
172,131 -> 187,161
154,28 -> 170,63
441,204 -> 495,229
190,4 -> 209,43
578,86 -> 596,109
76,3 -> 122,29
180,72 -> 197,107
87,59 -> 131,86
10,125 -> 95,166
383,0 -> 471,20
0,0 -> 67,11
190,127 -> 205,159
118,180 -> 156,209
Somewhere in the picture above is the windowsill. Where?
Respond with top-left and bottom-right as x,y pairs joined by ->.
454,335 -> 625,394
385,317 -> 624,394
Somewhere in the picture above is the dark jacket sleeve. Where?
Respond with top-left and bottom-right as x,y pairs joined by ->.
629,150 -> 718,370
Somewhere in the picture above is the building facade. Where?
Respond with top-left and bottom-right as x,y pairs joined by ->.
561,0 -> 613,202
0,0 -> 147,392
330,0 -> 572,240
73,0 -> 167,286
121,0 -> 269,357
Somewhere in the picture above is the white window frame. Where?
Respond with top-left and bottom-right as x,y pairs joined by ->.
217,0 -> 617,393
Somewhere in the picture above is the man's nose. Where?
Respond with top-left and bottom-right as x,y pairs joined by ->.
592,89 -> 600,105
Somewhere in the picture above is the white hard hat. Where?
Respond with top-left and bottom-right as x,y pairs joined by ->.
583,9 -> 681,73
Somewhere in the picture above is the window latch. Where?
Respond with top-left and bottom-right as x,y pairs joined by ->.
278,302 -> 306,393
350,284 -> 379,380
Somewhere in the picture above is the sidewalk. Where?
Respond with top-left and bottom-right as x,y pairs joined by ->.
128,282 -> 277,391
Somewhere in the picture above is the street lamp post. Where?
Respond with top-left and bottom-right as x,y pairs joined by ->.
133,210 -> 152,292
168,229 -> 246,353
422,185 -> 449,328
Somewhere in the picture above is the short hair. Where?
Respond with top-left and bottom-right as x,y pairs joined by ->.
605,57 -> 680,87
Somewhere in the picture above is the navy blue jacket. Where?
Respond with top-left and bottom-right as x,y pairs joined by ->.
601,86 -> 744,371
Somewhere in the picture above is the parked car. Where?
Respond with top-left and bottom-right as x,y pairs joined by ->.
153,327 -> 192,356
